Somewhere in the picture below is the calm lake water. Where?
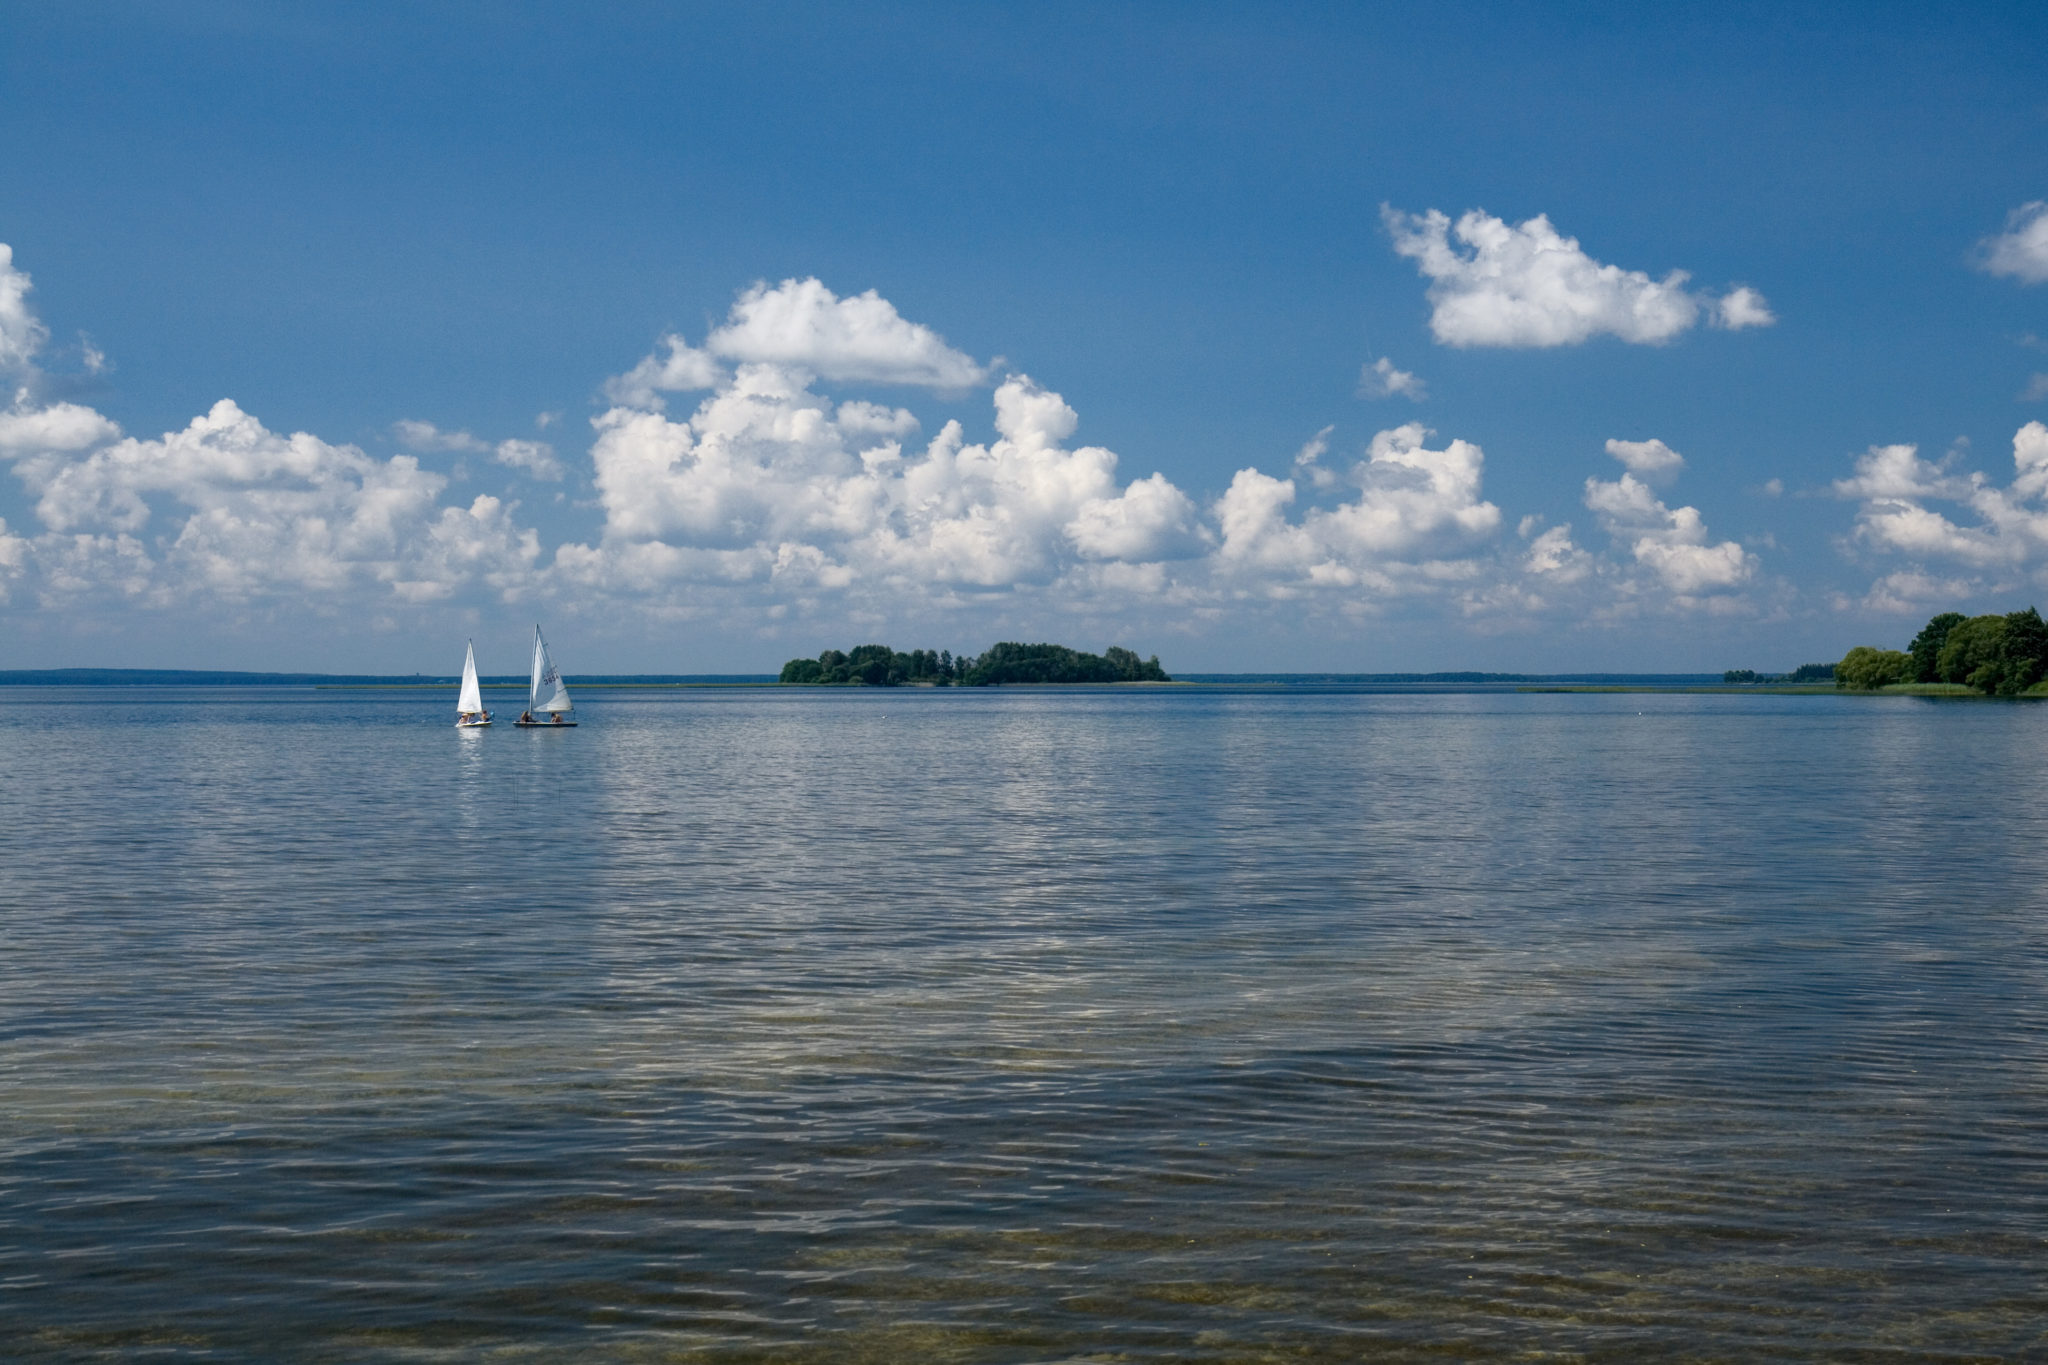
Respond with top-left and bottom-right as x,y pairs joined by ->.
2,685 -> 2045,1361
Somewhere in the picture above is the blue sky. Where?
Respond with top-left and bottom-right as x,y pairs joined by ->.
3,1 -> 2046,672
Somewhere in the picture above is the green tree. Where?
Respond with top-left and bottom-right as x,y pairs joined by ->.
1937,614 -> 2008,690
779,657 -> 824,684
1908,611 -> 1968,683
840,644 -> 897,685
1993,607 -> 2048,696
1834,646 -> 1912,690
961,643 -> 1104,684
1102,646 -> 1170,682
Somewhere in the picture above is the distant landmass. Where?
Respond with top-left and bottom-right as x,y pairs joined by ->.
1721,665 -> 1837,685
2,667 -> 1736,688
780,642 -> 1169,686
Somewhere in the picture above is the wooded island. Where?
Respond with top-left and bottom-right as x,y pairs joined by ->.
780,642 -> 1170,686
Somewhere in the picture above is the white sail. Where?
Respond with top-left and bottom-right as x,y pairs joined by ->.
529,625 -> 572,713
458,640 -> 483,715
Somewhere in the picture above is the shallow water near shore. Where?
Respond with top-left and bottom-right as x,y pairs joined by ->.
2,685 -> 2045,1361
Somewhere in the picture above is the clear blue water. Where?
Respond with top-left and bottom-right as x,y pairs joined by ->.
2,686 -> 2045,1360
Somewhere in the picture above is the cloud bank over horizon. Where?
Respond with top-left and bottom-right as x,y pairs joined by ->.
6,230 -> 2036,665
0,246 -> 1783,663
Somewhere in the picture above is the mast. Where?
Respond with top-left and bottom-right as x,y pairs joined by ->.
528,625 -> 545,713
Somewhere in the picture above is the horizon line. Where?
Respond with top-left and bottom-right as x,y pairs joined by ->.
0,667 -> 1743,687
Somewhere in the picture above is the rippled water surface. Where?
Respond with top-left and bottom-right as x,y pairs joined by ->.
3,686 -> 2047,1361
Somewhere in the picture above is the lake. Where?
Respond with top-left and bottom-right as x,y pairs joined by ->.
2,685 -> 2044,1360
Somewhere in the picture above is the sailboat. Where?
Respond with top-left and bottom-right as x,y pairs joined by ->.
455,640 -> 492,728
515,624 -> 577,727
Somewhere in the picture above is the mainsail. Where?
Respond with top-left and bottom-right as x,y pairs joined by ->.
458,640 -> 484,715
529,625 -> 572,713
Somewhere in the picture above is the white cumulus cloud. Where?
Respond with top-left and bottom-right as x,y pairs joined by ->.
707,278 -> 987,388
0,245 -> 50,373
1583,471 -> 1753,596
6,396 -> 541,608
1383,206 -> 1772,348
489,439 -> 563,481
0,399 -> 121,457
1358,356 -> 1427,401
1836,423 -> 2048,578
835,400 -> 920,440
1321,423 -> 1502,555
1605,437 -> 1686,482
579,364 -> 1205,596
1831,442 -> 1975,503
1978,202 -> 2048,285
599,277 -> 988,411
1523,523 -> 1594,584
1855,569 -> 1980,615
1213,423 -> 1501,588
1069,473 -> 1204,562
602,336 -> 726,410
1713,286 -> 1776,330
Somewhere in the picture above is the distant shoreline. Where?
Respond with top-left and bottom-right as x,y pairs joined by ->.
3,667 -> 1720,686
0,667 -> 1875,691
0,670 -> 2035,697
0,669 -> 778,687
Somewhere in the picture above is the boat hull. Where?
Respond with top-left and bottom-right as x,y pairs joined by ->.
515,718 -> 577,727
455,719 -> 492,728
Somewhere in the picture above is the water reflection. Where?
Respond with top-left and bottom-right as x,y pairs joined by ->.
0,687 -> 2044,1358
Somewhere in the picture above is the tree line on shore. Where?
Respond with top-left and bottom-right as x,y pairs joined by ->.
779,642 -> 1171,686
1834,608 -> 2048,694
1723,664 -> 1837,684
